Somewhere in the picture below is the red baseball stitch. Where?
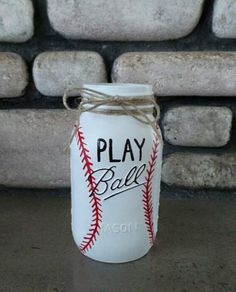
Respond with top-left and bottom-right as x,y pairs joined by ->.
142,133 -> 159,245
75,125 -> 102,253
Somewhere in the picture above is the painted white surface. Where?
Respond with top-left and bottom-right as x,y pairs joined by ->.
70,84 -> 163,263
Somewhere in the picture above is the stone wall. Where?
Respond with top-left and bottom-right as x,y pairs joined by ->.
0,0 -> 235,193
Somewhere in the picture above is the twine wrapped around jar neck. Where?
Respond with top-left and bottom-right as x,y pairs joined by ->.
63,87 -> 161,149
64,87 -> 159,122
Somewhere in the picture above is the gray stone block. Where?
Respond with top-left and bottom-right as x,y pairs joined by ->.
213,0 -> 236,38
162,153 -> 236,189
0,53 -> 28,98
162,106 -> 233,147
0,0 -> 34,42
0,110 -> 78,188
112,52 -> 236,96
33,51 -> 107,96
47,0 -> 204,41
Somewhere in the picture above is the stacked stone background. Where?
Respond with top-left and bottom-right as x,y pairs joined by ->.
0,0 -> 235,193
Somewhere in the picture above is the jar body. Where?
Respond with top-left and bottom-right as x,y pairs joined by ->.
70,86 -> 163,263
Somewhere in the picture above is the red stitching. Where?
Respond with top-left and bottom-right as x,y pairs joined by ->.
142,133 -> 159,245
75,125 -> 102,253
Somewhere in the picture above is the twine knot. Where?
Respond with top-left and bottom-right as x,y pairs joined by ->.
63,87 -> 161,150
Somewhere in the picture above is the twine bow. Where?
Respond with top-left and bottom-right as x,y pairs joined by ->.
63,87 -> 161,150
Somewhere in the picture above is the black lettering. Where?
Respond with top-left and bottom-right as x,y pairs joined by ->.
134,164 -> 146,184
111,178 -> 124,190
125,166 -> 138,187
109,139 -> 121,162
122,139 -> 134,162
88,166 -> 115,196
97,138 -> 107,162
134,138 -> 145,161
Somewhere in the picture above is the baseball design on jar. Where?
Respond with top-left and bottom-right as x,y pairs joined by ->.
64,84 -> 163,263
142,132 -> 160,246
74,126 -> 102,253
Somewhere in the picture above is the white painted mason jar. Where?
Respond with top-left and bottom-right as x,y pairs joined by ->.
68,83 -> 163,263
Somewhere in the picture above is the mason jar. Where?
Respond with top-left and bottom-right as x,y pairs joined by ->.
69,83 -> 163,263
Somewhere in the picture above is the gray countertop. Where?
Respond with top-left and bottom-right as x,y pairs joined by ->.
0,192 -> 235,292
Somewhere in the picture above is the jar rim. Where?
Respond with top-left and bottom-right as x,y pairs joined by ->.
83,83 -> 153,97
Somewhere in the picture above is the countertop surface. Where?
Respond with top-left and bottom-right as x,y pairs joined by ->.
0,191 -> 235,292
